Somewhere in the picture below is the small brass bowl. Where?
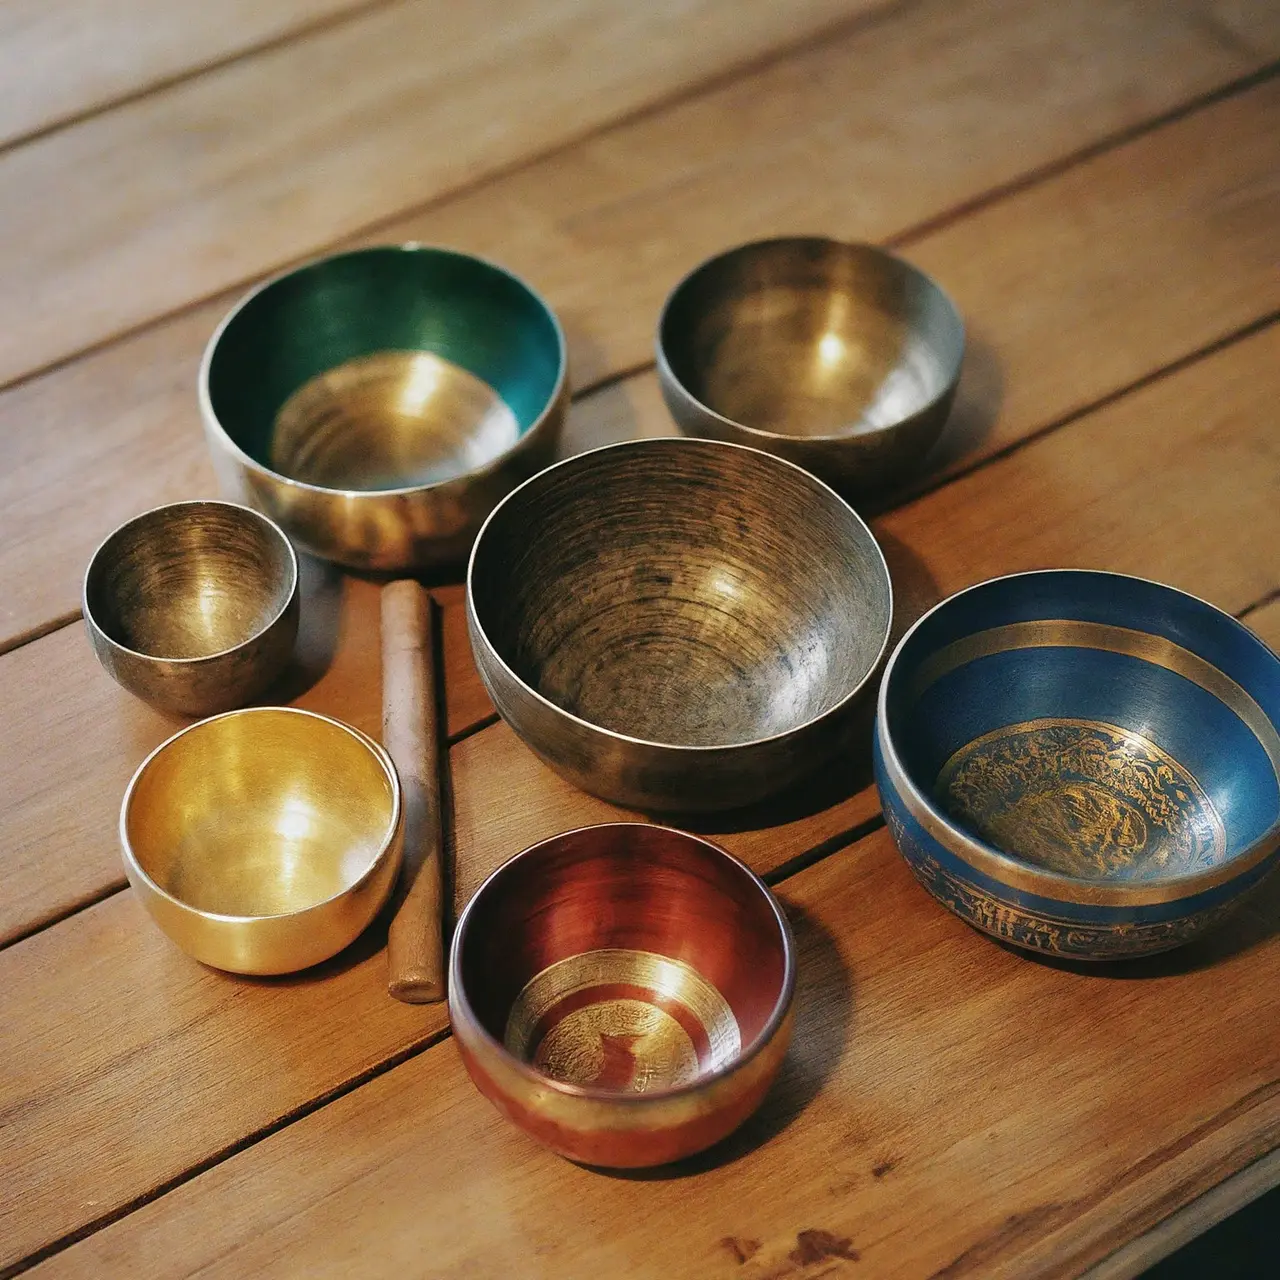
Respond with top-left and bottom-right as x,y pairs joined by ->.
657,237 -> 964,494
120,707 -> 403,974
83,500 -> 299,716
199,244 -> 568,572
449,823 -> 795,1168
875,570 -> 1280,960
467,437 -> 893,812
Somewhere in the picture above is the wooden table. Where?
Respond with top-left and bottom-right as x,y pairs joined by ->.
2,3 -> 1278,1276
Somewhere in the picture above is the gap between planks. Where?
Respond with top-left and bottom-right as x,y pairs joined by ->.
0,0 -> 402,158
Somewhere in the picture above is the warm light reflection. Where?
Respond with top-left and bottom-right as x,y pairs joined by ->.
396,352 -> 445,417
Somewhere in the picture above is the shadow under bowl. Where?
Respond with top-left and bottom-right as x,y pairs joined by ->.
657,236 -> 964,496
200,243 -> 568,572
466,437 -> 893,812
448,822 -> 795,1168
121,706 -> 403,974
83,499 -> 299,717
874,570 -> 1280,960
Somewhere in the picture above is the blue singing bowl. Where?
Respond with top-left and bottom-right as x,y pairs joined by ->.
874,570 -> 1280,960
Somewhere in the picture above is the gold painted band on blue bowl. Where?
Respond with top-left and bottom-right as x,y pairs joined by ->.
904,618 -> 1280,785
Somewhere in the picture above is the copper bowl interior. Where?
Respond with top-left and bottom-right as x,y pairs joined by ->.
455,825 -> 792,1095
85,502 -> 296,660
659,237 -> 963,440
469,439 -> 891,747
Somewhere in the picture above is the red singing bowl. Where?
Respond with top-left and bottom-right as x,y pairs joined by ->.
448,823 -> 796,1168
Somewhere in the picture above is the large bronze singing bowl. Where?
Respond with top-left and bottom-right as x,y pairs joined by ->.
199,244 -> 567,571
467,437 -> 892,812
83,500 -> 299,716
449,823 -> 795,1168
657,237 -> 964,495
121,707 -> 403,975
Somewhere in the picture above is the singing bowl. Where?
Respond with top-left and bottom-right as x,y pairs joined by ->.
83,500 -> 299,716
121,707 -> 403,974
199,244 -> 567,571
449,823 -> 795,1168
874,570 -> 1280,961
467,437 -> 893,812
656,237 -> 964,495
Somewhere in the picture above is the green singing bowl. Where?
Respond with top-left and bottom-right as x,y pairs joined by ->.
199,245 -> 568,572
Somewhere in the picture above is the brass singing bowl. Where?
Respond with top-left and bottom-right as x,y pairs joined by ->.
121,707 -> 403,974
83,500 -> 299,716
467,437 -> 893,812
449,823 -> 795,1168
199,244 -> 568,572
656,237 -> 965,495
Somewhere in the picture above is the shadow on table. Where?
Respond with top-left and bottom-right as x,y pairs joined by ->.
595,898 -> 854,1181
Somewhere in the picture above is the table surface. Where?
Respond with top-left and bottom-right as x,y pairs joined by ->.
2,3 -> 1278,1276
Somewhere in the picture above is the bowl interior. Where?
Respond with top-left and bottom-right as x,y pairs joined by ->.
124,710 -> 398,916
86,503 -> 295,660
470,440 -> 891,746
456,825 -> 789,1094
884,574 -> 1280,884
205,247 -> 563,491
661,239 -> 963,440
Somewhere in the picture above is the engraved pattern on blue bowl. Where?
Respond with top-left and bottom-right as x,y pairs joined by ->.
874,571 -> 1280,960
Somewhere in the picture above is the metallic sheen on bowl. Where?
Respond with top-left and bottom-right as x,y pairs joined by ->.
83,500 -> 299,716
657,236 -> 964,495
874,570 -> 1280,960
467,437 -> 893,812
121,707 -> 403,974
449,822 -> 795,1168
199,244 -> 568,572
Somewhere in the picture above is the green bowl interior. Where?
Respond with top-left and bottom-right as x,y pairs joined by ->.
205,247 -> 563,478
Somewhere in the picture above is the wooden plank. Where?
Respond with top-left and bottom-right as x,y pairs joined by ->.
3,320 -> 1274,1272
0,0 -> 376,148
2,1 -> 1278,652
0,890 -> 441,1276
1247,599 -> 1280,650
1079,1147 -> 1280,1280
0,0 -> 882,389
33,825 -> 1280,1279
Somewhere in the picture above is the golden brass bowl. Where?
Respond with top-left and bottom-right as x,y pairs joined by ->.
199,244 -> 568,572
449,823 -> 795,1168
467,437 -> 892,811
83,500 -> 299,717
120,707 -> 403,974
657,237 -> 965,495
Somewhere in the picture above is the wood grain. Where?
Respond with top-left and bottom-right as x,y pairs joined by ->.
2,0 -> 1278,650
0,0 -> 375,148
3,325 -> 1275,1271
0,0 -> 882,388
32,826 -> 1280,1279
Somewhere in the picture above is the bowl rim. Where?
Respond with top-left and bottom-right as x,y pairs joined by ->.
82,499 -> 300,664
465,435 -> 894,753
119,706 -> 403,923
654,234 -> 966,445
448,821 -> 797,1105
196,241 -> 569,500
877,567 -> 1280,907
